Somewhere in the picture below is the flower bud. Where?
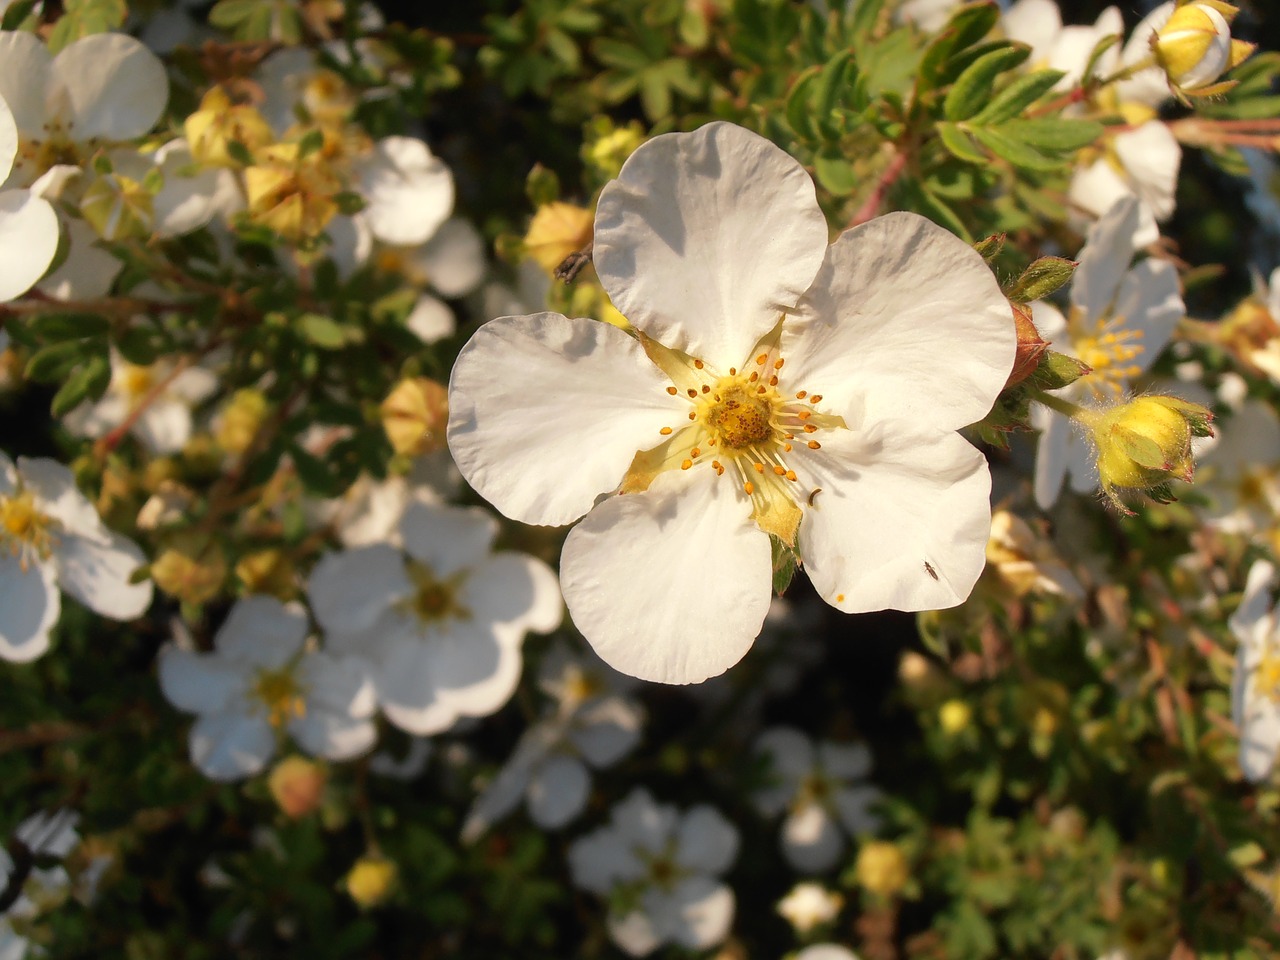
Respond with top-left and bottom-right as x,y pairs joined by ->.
215,388 -> 269,455
235,548 -> 297,600
244,142 -> 341,242
81,172 -> 154,240
854,841 -> 910,898
1151,1 -> 1254,98
151,535 -> 228,605
268,756 -> 328,818
345,856 -> 397,908
523,201 -> 593,274
381,377 -> 448,457
184,87 -> 274,168
938,699 -> 972,735
1089,395 -> 1214,511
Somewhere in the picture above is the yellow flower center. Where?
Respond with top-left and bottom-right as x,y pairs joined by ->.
625,322 -> 846,544
120,364 -> 156,401
251,665 -> 307,728
561,665 -> 602,707
401,561 -> 470,625
1071,311 -> 1145,400
0,490 -> 58,568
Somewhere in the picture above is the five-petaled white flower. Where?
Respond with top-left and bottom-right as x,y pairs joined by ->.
0,91 -> 57,302
1032,196 -> 1183,509
0,452 -> 152,663
567,787 -> 739,957
308,500 -> 562,735
1229,559 -> 1280,783
448,121 -> 1014,684
751,727 -> 882,873
159,595 -> 377,781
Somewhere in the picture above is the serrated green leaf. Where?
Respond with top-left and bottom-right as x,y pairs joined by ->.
944,44 -> 1031,122
918,2 -> 1001,92
998,117 -> 1104,152
970,69 -> 1064,124
1007,256 -> 1076,302
968,126 -> 1063,171
937,121 -> 988,165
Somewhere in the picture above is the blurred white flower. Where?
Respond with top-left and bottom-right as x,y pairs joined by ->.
448,121 -> 1013,684
308,501 -> 561,735
1032,197 -> 1183,508
461,644 -> 644,842
0,92 -> 56,302
0,453 -> 152,663
777,881 -> 843,935
752,727 -> 882,873
568,788 -> 738,957
795,946 -> 862,960
1230,560 -> 1280,782
159,596 -> 377,781
0,809 -> 81,959
1195,401 -> 1280,537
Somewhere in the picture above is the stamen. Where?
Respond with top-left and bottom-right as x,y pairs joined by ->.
691,447 -> 700,457
756,353 -> 768,365
803,424 -> 817,433
797,410 -> 811,420
694,359 -> 704,369
773,465 -> 786,476
729,367 -> 736,375
744,481 -> 754,495
773,358 -> 784,369
749,372 -> 759,382
785,470 -> 797,481
769,376 -> 778,386
688,411 -> 696,420
809,394 -> 823,404
783,443 -> 792,452
754,463 -> 765,474
701,385 -> 711,394
808,440 -> 821,449
681,459 -> 693,470
660,427 -> 673,435
687,389 -> 697,398
795,390 -> 807,399
666,386 -> 678,395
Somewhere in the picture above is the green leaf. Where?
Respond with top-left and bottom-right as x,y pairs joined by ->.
1081,32 -> 1120,84
50,353 -> 110,417
1007,256 -> 1077,302
972,233 -> 1006,262
969,126 -> 1063,171
944,44 -> 1032,122
47,0 -> 126,52
998,117 -> 1104,152
813,49 -> 856,127
936,122 -> 988,165
30,312 -> 111,341
970,69 -> 1064,124
288,444 -> 341,497
770,537 -> 797,595
115,327 -> 166,366
918,2 -> 1001,92
296,313 -> 347,349
25,339 -> 97,383
1,0 -> 40,30
785,67 -> 821,140
814,155 -> 858,197
525,164 -> 561,207
900,178 -> 972,241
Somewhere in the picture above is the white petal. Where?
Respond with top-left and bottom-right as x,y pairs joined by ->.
1112,259 -> 1183,371
1073,197 -> 1141,322
607,909 -> 662,958
357,137 -> 453,246
412,217 -> 486,298
818,741 -> 872,780
781,804 -> 844,873
398,501 -> 496,577
1002,0 -> 1062,69
527,754 -> 591,829
1113,124 -> 1180,223
447,312 -> 684,526
593,121 -> 828,366
213,595 -> 308,666
1032,403 -> 1072,510
569,696 -> 644,767
158,646 -> 245,714
833,785 -> 882,836
134,401 -> 193,455
612,787 -> 677,851
0,31 -> 50,137
38,217 -> 121,300
53,529 -> 152,620
289,710 -> 377,761
405,294 -> 455,344
785,213 -> 1014,431
659,877 -> 735,950
52,34 -> 168,140
1239,692 -> 1280,783
308,544 -> 411,635
0,554 -> 58,663
299,652 -> 376,717
320,212 -> 372,278
461,726 -> 551,843
560,468 -> 771,684
569,827 -> 644,894
189,711 -> 275,781
1230,560 -> 1277,647
152,140 -> 238,237
675,806 -> 739,875
1116,3 -> 1175,106
799,426 -> 993,613
795,946 -> 861,960
755,727 -> 815,792
0,189 -> 55,302
463,551 -> 563,636
17,456 -> 103,535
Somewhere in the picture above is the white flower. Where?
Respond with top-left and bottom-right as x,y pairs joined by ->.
0,31 -> 168,188
0,92 -> 56,302
1195,401 -> 1280,536
751,727 -> 881,873
159,596 -> 377,781
0,453 -> 152,662
777,881 -> 844,935
461,644 -> 644,842
568,788 -> 739,957
0,809 -> 80,959
1230,559 -> 1280,782
62,352 -> 218,455
308,500 -> 561,735
1031,197 -> 1183,509
894,0 -> 960,32
795,947 -> 862,960
448,121 -> 1013,684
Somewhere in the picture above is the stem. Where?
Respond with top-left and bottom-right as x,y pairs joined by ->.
848,148 -> 908,228
1028,84 -> 1090,118
1032,390 -> 1092,421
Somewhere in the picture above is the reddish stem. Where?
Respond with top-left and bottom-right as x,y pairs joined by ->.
848,149 -> 908,228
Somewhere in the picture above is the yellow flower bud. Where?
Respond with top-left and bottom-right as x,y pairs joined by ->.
151,536 -> 228,605
244,142 -> 342,242
523,201 -> 594,274
268,756 -> 328,818
938,699 -> 972,735
1151,1 -> 1254,97
184,87 -> 274,168
1088,395 -> 1213,511
235,548 -> 297,600
215,388 -> 270,455
583,121 -> 646,181
854,841 -> 910,898
345,856 -> 397,908
381,377 -> 448,457
81,172 -> 154,240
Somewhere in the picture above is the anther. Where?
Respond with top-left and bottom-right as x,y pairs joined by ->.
783,443 -> 792,452
687,389 -> 697,398
807,440 -> 821,449
795,390 -> 807,399
749,372 -> 759,382
681,459 -> 693,470
785,470 -> 797,481
809,394 -> 823,404
729,367 -> 736,375
712,460 -> 723,473
774,358 -> 784,369
666,386 -> 678,395
659,427 -> 673,435
744,481 -> 754,495
691,447 -> 700,457
773,465 -> 786,476
756,353 -> 768,365
757,386 -> 766,394
694,359 -> 704,369
753,463 -> 765,474
797,410 -> 811,420
701,385 -> 710,394
688,412 -> 697,420
769,376 -> 778,386
803,424 -> 817,433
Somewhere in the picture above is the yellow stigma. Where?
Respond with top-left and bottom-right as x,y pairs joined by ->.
251,665 -> 307,728
402,561 -> 470,625
0,490 -> 58,569
704,382 -> 773,449
120,364 -> 156,401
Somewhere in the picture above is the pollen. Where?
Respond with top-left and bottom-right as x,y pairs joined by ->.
0,490 -> 59,569
660,426 -> 672,435
704,384 -> 773,450
251,666 -> 307,728
666,386 -> 678,395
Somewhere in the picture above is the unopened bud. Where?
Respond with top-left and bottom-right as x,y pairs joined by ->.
523,201 -> 593,274
345,856 -> 397,908
854,841 -> 910,898
184,87 -> 274,168
381,377 -> 448,457
1031,350 -> 1091,391
151,535 -> 227,605
938,699 -> 972,735
268,756 -> 328,818
215,388 -> 270,455
1089,395 -> 1214,511
235,548 -> 296,599
244,142 -> 341,241
81,172 -> 154,240
1152,1 -> 1254,98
